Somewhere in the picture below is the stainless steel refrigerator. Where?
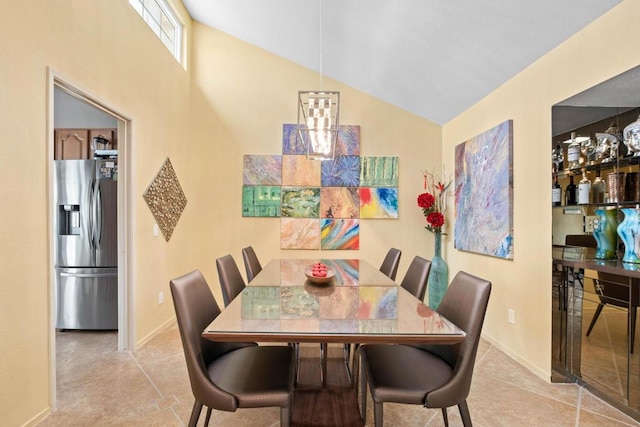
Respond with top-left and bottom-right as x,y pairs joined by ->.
54,158 -> 118,330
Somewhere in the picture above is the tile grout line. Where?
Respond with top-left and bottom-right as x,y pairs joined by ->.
575,386 -> 582,426
128,351 -> 166,399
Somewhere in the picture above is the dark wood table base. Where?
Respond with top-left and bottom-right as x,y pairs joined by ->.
292,350 -> 364,426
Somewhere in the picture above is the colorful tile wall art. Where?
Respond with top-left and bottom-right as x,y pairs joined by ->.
321,156 -> 361,187
454,119 -> 514,259
241,287 -> 281,319
242,124 -> 399,250
282,155 -> 321,186
336,125 -> 361,156
324,259 -> 359,286
281,218 -> 321,249
243,155 -> 282,185
143,157 -> 187,242
242,186 -> 281,217
320,187 -> 359,219
321,219 -> 360,250
281,187 -> 320,218
359,188 -> 399,219
360,156 -> 398,187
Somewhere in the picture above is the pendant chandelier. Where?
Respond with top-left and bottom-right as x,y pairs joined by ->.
297,1 -> 340,161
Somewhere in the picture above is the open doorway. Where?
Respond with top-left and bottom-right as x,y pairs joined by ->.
48,70 -> 132,409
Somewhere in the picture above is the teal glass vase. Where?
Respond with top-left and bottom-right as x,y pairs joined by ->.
593,208 -> 618,260
617,208 -> 640,263
428,232 -> 449,309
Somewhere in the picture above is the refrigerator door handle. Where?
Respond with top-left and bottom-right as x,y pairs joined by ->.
95,183 -> 103,249
91,177 -> 100,250
60,271 -> 117,278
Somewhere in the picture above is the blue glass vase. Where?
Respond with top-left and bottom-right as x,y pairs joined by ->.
428,232 -> 449,309
593,208 -> 618,260
617,208 -> 640,263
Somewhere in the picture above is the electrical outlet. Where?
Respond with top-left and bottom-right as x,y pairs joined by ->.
153,223 -> 159,237
585,215 -> 598,233
508,309 -> 515,324
158,291 -> 164,305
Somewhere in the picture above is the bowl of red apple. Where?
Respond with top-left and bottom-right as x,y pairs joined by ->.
304,262 -> 335,284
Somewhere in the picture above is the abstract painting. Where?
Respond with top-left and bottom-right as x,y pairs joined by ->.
282,124 -> 305,155
281,218 -> 321,249
281,187 -> 320,218
320,187 -> 359,218
360,156 -> 399,187
336,125 -> 361,156
321,219 -> 360,250
359,188 -> 398,219
454,119 -> 513,259
323,259 -> 360,286
282,155 -> 321,186
242,186 -> 281,217
243,155 -> 282,185
321,156 -> 361,187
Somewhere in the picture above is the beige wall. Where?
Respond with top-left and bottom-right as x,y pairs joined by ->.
0,0 -> 199,424
442,1 -> 640,377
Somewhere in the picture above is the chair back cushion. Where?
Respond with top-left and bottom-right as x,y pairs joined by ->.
423,271 -> 491,408
170,270 -> 241,411
379,248 -> 402,281
216,255 -> 247,307
242,246 -> 263,283
399,256 -> 431,301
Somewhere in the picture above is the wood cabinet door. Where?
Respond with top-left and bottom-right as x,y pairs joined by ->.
54,129 -> 90,160
89,129 -> 117,151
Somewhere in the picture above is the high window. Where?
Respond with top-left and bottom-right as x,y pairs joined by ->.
129,0 -> 183,62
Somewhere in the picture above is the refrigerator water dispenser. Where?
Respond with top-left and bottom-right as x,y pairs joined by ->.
60,204 -> 80,235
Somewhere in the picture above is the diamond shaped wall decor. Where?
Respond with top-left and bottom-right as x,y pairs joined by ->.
143,157 -> 187,242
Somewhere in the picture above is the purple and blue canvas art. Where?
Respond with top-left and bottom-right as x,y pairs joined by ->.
454,119 -> 513,259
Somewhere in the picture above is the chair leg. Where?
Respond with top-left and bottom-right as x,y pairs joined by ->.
359,360 -> 367,421
188,400 -> 203,427
458,400 -> 472,427
586,303 -> 605,336
203,407 -> 212,426
374,401 -> 384,427
351,344 -> 361,389
281,405 -> 291,427
441,407 -> 449,426
631,307 -> 637,354
321,342 -> 328,387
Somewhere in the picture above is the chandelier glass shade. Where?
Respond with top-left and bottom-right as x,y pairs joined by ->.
297,91 -> 340,160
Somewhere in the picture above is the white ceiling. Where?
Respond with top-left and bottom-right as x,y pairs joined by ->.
182,0 -> 622,125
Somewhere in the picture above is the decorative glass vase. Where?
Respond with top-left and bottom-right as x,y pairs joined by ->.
428,232 -> 449,309
617,208 -> 640,263
593,208 -> 618,260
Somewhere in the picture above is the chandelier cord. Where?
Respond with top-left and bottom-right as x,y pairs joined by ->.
319,0 -> 323,91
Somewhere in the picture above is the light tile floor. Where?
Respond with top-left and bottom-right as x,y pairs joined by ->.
38,325 -> 640,426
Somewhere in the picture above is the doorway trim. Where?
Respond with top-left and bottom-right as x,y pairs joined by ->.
47,68 -> 134,409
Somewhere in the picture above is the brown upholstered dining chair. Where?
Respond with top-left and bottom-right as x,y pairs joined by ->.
379,248 -> 402,281
358,271 -> 491,427
170,270 -> 295,427
216,254 -> 246,307
399,255 -> 432,302
346,254 -> 432,383
241,246 -> 262,283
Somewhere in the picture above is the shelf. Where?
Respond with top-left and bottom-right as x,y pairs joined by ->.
553,201 -> 640,209
556,156 -> 640,178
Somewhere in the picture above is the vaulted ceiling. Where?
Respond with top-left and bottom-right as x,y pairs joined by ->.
182,0 -> 622,126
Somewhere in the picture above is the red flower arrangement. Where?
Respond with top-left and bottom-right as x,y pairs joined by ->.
418,169 -> 452,234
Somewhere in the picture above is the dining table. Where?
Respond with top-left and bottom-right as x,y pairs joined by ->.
202,258 -> 465,425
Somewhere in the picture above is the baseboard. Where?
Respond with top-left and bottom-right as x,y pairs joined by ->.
135,316 -> 176,349
21,407 -> 51,427
481,333 -> 550,382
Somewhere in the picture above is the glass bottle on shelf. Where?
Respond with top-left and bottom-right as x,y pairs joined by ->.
552,144 -> 564,173
566,174 -> 577,206
567,132 -> 582,170
552,174 -> 562,206
578,170 -> 591,205
591,171 -> 606,204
